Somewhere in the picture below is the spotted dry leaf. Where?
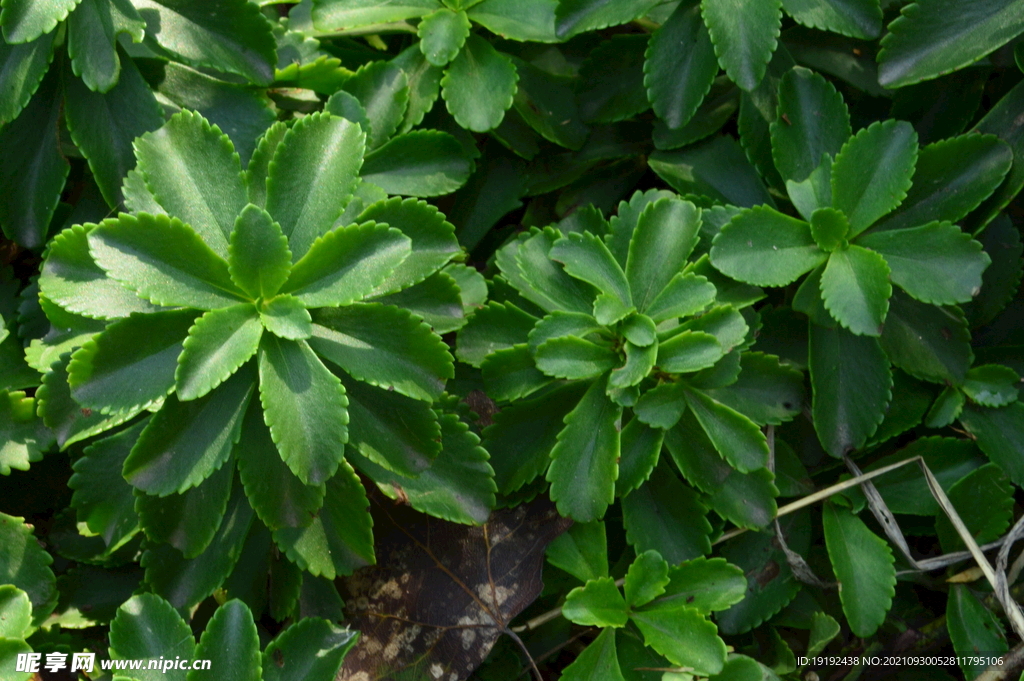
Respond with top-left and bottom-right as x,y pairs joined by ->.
337,496 -> 572,681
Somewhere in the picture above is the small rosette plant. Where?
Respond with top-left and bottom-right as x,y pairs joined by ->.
458,190 -> 803,536
33,109 -> 470,595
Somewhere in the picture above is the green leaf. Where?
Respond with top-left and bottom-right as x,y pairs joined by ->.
236,400 -> 324,531
282,223 -> 410,308
261,617 -> 357,681
361,130 -> 472,198
547,376 -> 621,522
577,34 -> 649,124
563,577 -> 628,628
621,314 -> 657,348
0,0 -> 78,44
189,600 -> 261,681
703,352 -> 804,425
962,364 -> 1020,407
547,521 -> 609,583
650,135 -> 775,208
615,418 -> 664,497
0,390 -> 52,476
820,244 -> 892,336
175,305 -> 262,401
874,134 -> 1013,232
482,344 -> 553,402
68,309 -> 197,414
535,336 -> 618,380
0,513 -> 55,619
0,585 -> 31,638
822,504 -> 895,637
809,208 -> 849,252
69,421 -> 145,551
355,411 -> 495,525
710,206 -> 824,286
258,336 -> 348,485
63,55 -> 163,207
441,34 -> 518,132
877,0 -> 1024,88
550,231 -> 632,324
528,311 -> 606,353
483,381 -> 587,493
310,0 -> 434,27
228,204 -> 292,300
108,594 -> 195,681
622,463 -> 713,563
657,331 -> 723,374
960,402 -> 1024,487
466,0 -> 559,42
555,0 -> 660,38
89,213 -> 245,309
866,436 -> 980,515
133,110 -> 248,258
338,60 -> 408,149
831,120 -> 918,236
964,216 -> 1021,328
657,556 -> 746,613
0,68 -> 67,248
273,461 -> 374,578
244,121 -> 288,208
685,388 -> 769,472
858,221 -> 989,305
265,113 -> 366,260
142,483 -> 254,611
124,368 -> 254,495
358,198 -> 460,295
311,303 -> 452,401
631,602 -> 726,676
0,639 -> 30,680
771,67 -> 850,183
702,0 -> 782,91
935,463 -> 1014,553
624,550 -> 670,609
644,273 -> 717,323
625,198 -> 701,313
972,79 -> 1024,229
259,296 -> 312,341
498,228 -> 597,315
130,0 -> 276,85
136,462 -> 233,558
343,375 -> 440,477
66,0 -> 144,93
371,271 -> 465,334
418,8 -> 470,66
809,323 -> 892,456
786,155 -> 834,222
560,628 -> 625,681
510,56 -> 588,150
781,0 -> 882,39
947,585 -> 1008,681
0,29 -> 54,125
878,290 -> 972,384
644,2 -> 718,130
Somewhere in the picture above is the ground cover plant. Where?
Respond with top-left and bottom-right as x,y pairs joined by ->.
1,0 -> 1024,680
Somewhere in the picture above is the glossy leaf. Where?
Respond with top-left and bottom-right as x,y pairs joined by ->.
466,0 -> 559,42
644,2 -> 718,130
935,462 -> 1014,552
631,602 -> 726,676
877,0 -> 1024,88
622,465 -> 713,563
0,513 -> 55,620
68,309 -> 196,414
66,0 -> 145,93
626,198 -> 701,313
858,221 -> 989,305
822,504 -> 895,637
781,0 -> 882,39
0,0 -> 79,44
710,206 -> 825,286
188,600 -> 261,681
265,113 -> 366,260
809,323 -> 891,456
0,28 -> 54,125
550,231 -> 632,323
547,521 -> 609,583
108,593 -> 195,681
130,0 -> 276,85
702,0 -> 782,91
441,34 -> 517,132
89,213 -> 245,309
771,66 -> 851,183
258,336 -> 349,485
361,130 -> 472,198
547,377 -> 621,522
511,56 -> 588,150
262,617 -> 357,681
878,290 -> 972,384
418,8 -> 470,66
175,305 -> 262,401
123,368 -> 254,496
685,388 -> 769,472
820,244 -> 892,336
563,576 -> 628,627
830,120 -> 918,236
133,110 -> 248,258
560,628 -> 625,681
136,462 -> 233,558
959,402 -> 1024,487
338,60 -> 408,149
228,204 -> 292,299
649,135 -> 774,207
0,68 -> 67,248
63,55 -> 163,206
947,585 -> 1008,680
962,364 -> 1019,408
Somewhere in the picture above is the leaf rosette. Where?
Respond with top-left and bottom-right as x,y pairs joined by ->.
36,110 -> 470,589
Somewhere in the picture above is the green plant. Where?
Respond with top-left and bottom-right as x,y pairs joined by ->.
3,1 -> 1024,680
